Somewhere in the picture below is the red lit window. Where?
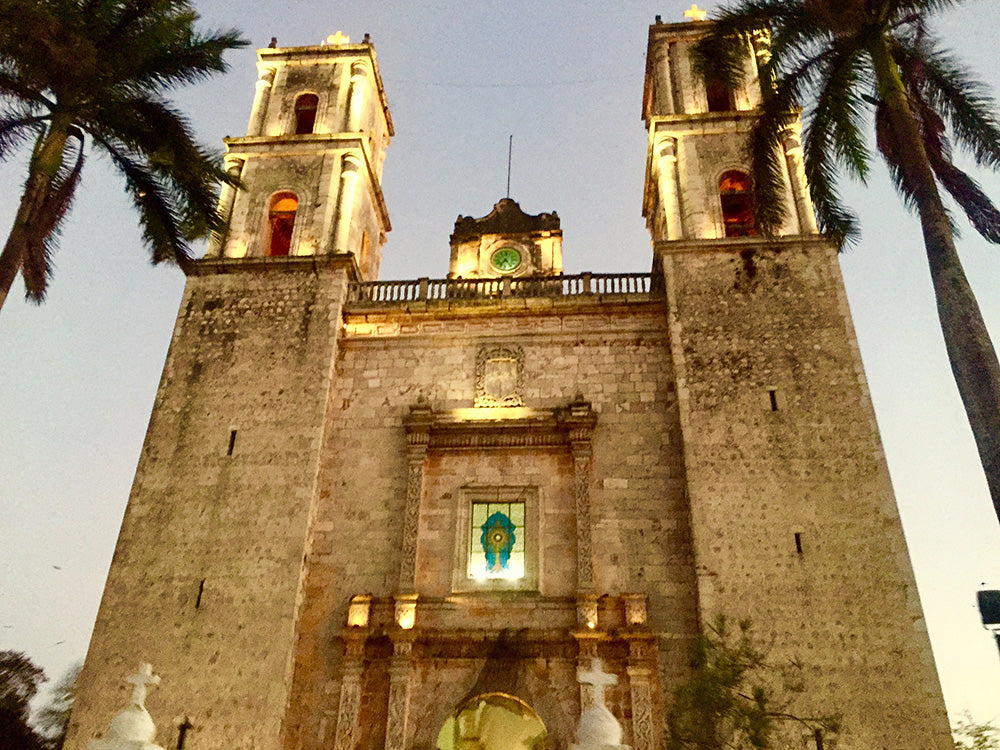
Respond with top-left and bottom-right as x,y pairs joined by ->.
267,193 -> 298,256
294,94 -> 318,135
719,171 -> 757,237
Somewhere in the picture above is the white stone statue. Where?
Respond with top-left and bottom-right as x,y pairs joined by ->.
571,659 -> 631,750
89,664 -> 167,750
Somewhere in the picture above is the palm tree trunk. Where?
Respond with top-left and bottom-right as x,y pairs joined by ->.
0,117 -> 71,314
870,37 -> 1000,520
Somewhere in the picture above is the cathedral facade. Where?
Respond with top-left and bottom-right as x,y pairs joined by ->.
65,18 -> 952,750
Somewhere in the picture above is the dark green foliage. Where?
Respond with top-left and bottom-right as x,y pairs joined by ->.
33,662 -> 80,750
666,617 -> 838,750
0,0 -> 247,307
693,0 -> 1000,248
953,714 -> 1000,750
0,651 -> 46,750
694,0 -> 1000,529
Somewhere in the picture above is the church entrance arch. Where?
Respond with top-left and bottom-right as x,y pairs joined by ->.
436,693 -> 550,750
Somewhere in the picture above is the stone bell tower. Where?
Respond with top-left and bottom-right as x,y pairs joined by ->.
642,15 -> 952,749
65,33 -> 393,750
206,32 -> 392,279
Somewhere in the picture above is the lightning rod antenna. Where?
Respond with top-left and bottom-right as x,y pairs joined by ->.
506,135 -> 513,199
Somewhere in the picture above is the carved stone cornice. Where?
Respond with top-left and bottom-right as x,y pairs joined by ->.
183,251 -> 362,279
402,399 -> 597,451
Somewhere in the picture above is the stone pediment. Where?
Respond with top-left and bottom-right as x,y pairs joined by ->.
451,198 -> 560,241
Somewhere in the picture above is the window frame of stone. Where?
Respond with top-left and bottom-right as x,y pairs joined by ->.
704,71 -> 736,112
293,92 -> 320,135
452,484 -> 540,593
718,169 -> 758,237
265,191 -> 299,256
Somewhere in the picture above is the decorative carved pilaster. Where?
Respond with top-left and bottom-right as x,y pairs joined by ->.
399,403 -> 432,592
334,632 -> 367,750
384,640 -> 413,750
627,666 -> 655,750
575,637 -> 600,714
572,443 -> 595,591
626,635 -> 659,750
564,396 -> 597,592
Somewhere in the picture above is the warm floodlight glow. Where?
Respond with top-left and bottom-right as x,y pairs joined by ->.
347,594 -> 371,627
395,595 -> 417,630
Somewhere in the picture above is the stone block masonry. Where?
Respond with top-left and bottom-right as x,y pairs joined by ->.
65,258 -> 353,750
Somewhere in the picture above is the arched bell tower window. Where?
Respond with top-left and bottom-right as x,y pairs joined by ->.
267,192 -> 298,256
719,170 -> 757,237
705,73 -> 735,112
294,93 -> 319,134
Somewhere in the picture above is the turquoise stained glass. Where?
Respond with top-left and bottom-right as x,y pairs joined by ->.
481,511 -> 516,572
470,501 -> 525,580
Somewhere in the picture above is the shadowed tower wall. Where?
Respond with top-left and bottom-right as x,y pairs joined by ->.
643,17 -> 951,748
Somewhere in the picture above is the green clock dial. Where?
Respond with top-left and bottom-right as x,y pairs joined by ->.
491,247 -> 522,272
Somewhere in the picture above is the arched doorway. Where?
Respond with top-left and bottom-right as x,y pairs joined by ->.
436,693 -> 550,750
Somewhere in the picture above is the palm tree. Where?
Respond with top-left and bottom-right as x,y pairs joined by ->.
0,0 -> 247,312
695,0 -> 1000,523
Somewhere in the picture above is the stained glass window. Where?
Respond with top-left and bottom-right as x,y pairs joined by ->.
470,501 -> 525,580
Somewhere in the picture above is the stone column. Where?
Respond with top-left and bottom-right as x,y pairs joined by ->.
333,632 -> 367,750
207,157 -> 244,258
384,639 -> 414,750
246,67 -> 275,137
333,154 -> 363,254
654,136 -> 684,240
347,62 -> 368,132
653,43 -> 674,115
399,402 -> 433,592
782,126 -> 818,234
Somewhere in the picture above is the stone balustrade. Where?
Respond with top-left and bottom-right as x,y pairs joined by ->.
347,272 -> 659,305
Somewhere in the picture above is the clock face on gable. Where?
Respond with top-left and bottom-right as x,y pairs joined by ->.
490,246 -> 522,273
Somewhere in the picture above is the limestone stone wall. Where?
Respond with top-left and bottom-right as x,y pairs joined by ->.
660,237 -> 952,749
65,261 -> 350,750
282,302 -> 700,750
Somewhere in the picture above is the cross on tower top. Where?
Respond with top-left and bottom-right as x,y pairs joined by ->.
684,4 -> 709,21
577,658 -> 618,707
326,31 -> 350,46
125,663 -> 161,708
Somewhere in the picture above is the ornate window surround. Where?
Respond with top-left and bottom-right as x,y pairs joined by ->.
400,397 -> 597,597
452,484 -> 540,593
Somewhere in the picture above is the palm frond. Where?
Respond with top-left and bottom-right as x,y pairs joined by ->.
21,127 -> 84,300
885,0 -> 966,17
800,40 -> 871,245
85,95 -> 232,236
123,28 -> 248,92
0,71 -> 54,109
0,109 -> 47,160
901,81 -> 1000,243
893,35 -> 1000,169
693,0 -> 810,92
91,133 -> 191,264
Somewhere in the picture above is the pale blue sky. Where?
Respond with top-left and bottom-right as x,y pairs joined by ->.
1,0 -> 998,726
